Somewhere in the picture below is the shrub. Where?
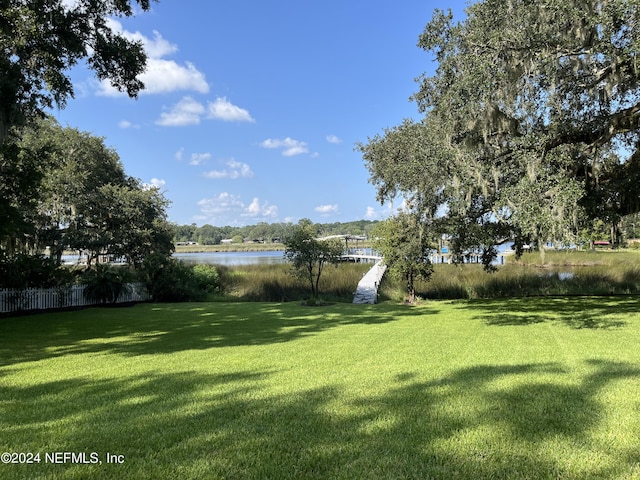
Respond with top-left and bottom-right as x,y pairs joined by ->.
0,253 -> 74,289
192,264 -> 220,295
142,254 -> 221,302
142,253 -> 197,302
83,264 -> 132,304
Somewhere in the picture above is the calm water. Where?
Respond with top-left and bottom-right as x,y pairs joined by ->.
62,244 -> 517,267
173,251 -> 286,266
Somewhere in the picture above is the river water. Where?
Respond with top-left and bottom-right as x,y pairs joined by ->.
173,251 -> 286,266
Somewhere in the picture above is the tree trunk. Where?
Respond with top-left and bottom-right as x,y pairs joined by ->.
407,272 -> 415,303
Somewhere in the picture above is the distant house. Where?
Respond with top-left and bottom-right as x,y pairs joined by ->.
221,239 -> 233,244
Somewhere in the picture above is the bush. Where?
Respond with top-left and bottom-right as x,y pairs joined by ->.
142,253 -> 197,302
192,264 -> 220,295
83,264 -> 132,304
142,254 -> 222,302
0,253 -> 74,289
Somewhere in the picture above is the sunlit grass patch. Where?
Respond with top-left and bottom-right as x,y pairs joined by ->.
1,298 -> 639,479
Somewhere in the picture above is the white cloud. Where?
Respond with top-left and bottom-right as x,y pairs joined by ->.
105,20 -> 178,59
364,201 -> 403,220
135,30 -> 178,59
141,60 -> 209,95
156,96 -> 205,126
174,148 -> 185,161
198,193 -> 245,216
260,137 -> 309,156
326,134 -> 342,144
315,204 -> 339,215
242,198 -> 278,218
207,97 -> 255,123
203,159 -> 254,179
118,120 -> 140,129
190,152 -> 212,166
96,20 -> 209,96
157,96 -> 256,127
98,60 -> 209,96
143,178 -> 166,190
197,193 -> 277,223
364,206 -> 377,219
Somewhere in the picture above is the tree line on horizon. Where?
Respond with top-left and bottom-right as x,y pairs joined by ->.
173,220 -> 380,245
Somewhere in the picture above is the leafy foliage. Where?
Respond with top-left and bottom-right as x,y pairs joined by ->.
0,0 -> 155,144
372,213 -> 434,303
142,253 -> 220,302
82,264 -> 132,305
192,264 -> 221,296
283,220 -> 344,299
359,0 -> 640,264
0,253 -> 73,289
0,117 -> 173,267
173,220 -> 380,245
142,253 -> 196,303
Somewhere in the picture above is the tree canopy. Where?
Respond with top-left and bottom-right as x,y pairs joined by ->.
358,0 -> 640,261
0,0 -> 155,144
372,213 -> 434,303
284,220 -> 344,300
0,117 -> 173,267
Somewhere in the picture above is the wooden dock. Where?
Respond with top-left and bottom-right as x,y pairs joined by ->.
341,253 -> 382,263
428,251 -> 514,265
353,260 -> 387,304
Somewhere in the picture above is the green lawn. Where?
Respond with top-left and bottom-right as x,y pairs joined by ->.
1,298 -> 640,479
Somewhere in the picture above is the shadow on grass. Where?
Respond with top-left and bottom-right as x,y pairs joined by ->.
460,296 -> 638,329
0,302 -> 435,367
2,360 -> 639,479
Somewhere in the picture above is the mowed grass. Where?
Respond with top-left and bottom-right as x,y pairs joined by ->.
1,298 -> 640,479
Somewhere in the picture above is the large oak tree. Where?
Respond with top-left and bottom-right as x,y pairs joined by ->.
0,0 -> 155,144
1,117 -> 173,267
359,0 -> 640,260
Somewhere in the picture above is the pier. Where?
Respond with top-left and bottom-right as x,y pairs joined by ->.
427,251 -> 514,265
353,260 -> 387,304
341,252 -> 382,263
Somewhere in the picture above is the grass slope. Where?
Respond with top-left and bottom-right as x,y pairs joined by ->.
1,298 -> 640,479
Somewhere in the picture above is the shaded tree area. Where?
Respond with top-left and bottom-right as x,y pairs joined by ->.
372,212 -> 434,303
284,220 -> 344,301
0,117 -> 173,288
358,0 -> 640,267
0,0 -> 166,290
0,0 -> 155,145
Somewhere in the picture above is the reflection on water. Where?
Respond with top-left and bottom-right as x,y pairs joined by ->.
173,251 -> 286,266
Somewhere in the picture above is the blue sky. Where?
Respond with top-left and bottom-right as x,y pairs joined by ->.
53,0 -> 467,226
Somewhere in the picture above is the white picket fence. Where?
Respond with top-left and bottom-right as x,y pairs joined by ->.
0,283 -> 149,314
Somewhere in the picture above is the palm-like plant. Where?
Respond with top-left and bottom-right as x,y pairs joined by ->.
83,264 -> 131,304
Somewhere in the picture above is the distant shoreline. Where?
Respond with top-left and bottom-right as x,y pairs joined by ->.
174,243 -> 286,254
